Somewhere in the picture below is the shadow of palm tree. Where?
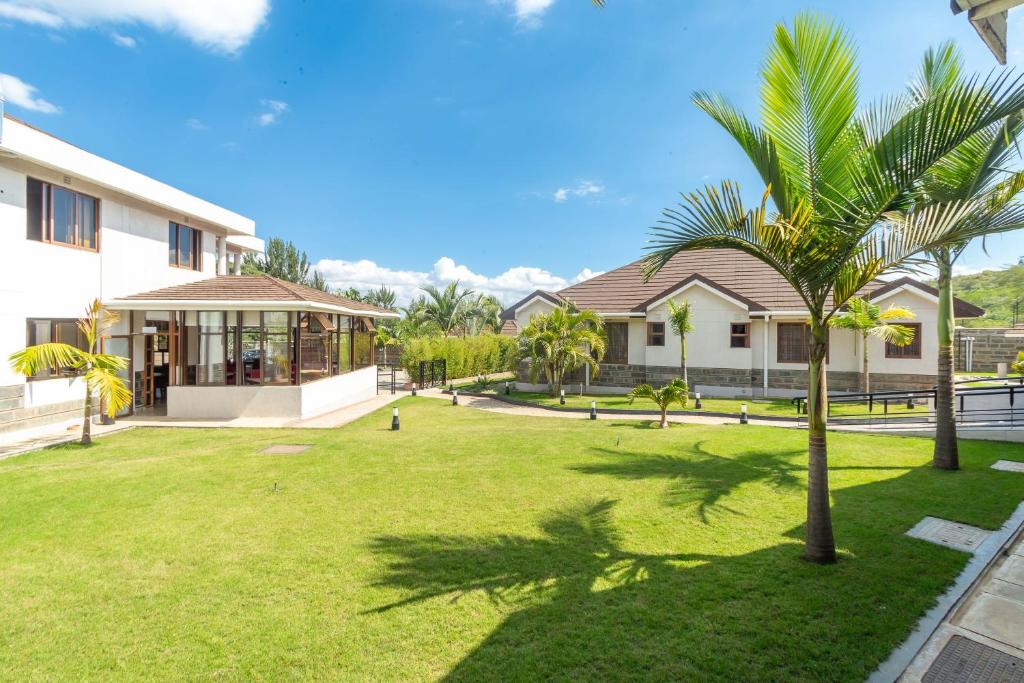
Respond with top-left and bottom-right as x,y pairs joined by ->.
570,441 -> 806,523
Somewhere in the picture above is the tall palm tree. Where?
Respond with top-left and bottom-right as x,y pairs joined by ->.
829,297 -> 916,393
465,293 -> 504,336
519,303 -> 607,398
365,285 -> 398,311
906,42 -> 1024,470
628,378 -> 688,429
644,14 -> 1024,563
8,299 -> 132,445
666,300 -> 693,385
421,281 -> 476,335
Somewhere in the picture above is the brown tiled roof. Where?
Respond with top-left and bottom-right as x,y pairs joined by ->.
507,249 -> 982,318
500,319 -> 518,336
111,275 -> 397,317
500,291 -> 565,320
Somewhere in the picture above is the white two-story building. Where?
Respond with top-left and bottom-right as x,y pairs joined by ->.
0,114 -> 395,432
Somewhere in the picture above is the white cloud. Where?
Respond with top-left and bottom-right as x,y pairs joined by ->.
0,0 -> 269,53
501,0 -> 556,27
313,256 -> 603,307
0,72 -> 59,113
110,31 -> 136,48
553,180 -> 604,202
256,99 -> 288,126
185,117 -> 207,130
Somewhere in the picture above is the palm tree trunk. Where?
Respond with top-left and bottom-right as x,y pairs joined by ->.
805,320 -> 836,564
933,257 -> 959,470
862,331 -> 870,394
81,379 -> 93,446
660,406 -> 668,429
681,336 -> 688,386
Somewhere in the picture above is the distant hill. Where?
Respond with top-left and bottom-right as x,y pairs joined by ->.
930,264 -> 1024,328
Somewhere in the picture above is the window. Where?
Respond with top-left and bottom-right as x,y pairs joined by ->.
168,222 -> 202,270
605,322 -> 629,364
886,323 -> 922,359
262,312 -> 294,385
353,317 -> 375,369
647,322 -> 665,347
25,318 -> 88,379
730,323 -> 750,348
26,178 -> 99,250
299,312 -> 335,382
777,322 -> 829,363
336,316 -> 352,375
196,312 -> 226,386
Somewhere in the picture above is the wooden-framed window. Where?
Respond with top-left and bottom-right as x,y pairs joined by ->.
26,178 -> 99,251
168,222 -> 203,270
885,322 -> 922,359
730,323 -> 750,348
777,322 -> 829,363
25,318 -> 88,379
604,322 -> 628,364
647,321 -> 665,347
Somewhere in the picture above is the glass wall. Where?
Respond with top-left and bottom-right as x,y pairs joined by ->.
241,311 -> 261,385
336,315 -> 352,375
263,312 -> 293,386
353,317 -> 374,369
197,312 -> 226,385
299,312 -> 333,383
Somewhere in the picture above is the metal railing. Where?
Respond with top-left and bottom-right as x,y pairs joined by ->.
417,359 -> 447,389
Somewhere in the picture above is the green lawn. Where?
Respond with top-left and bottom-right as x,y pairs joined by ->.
477,388 -> 920,418
2,398 -> 1023,680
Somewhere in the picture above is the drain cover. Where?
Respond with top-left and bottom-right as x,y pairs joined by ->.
261,444 -> 313,455
992,460 -> 1024,474
923,635 -> 1024,682
906,517 -> 991,553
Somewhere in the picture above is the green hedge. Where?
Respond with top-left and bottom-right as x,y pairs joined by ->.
400,334 -> 519,382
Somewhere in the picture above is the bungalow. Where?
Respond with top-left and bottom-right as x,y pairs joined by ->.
0,113 -> 396,431
501,249 -> 984,397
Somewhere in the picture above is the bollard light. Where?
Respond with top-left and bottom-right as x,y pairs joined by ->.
505,381 -> 510,395
694,392 -> 702,409
411,384 -> 417,396
560,389 -> 566,405
391,407 -> 400,431
906,396 -> 914,410
740,403 -> 748,424
452,389 -> 459,406
590,400 -> 597,420
449,382 -> 454,392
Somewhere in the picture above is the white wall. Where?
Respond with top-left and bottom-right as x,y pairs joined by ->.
166,366 -> 378,420
0,157 -> 238,402
645,286 -> 751,369
514,298 -> 557,329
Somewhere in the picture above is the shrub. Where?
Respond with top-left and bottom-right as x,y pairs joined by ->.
1012,351 -> 1024,375
400,334 -> 519,382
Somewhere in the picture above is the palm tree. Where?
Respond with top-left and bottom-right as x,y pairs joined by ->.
365,285 -> 398,311
376,326 -> 401,366
307,269 -> 329,292
519,303 -> 607,398
644,14 -> 1024,563
421,281 -> 476,335
628,378 -> 688,428
906,42 -> 1024,470
466,293 -> 504,336
829,298 -> 916,394
8,299 -> 132,445
666,300 -> 694,385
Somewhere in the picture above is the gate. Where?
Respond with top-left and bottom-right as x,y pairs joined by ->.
417,359 -> 447,389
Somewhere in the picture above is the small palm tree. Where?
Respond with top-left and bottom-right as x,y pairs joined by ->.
376,326 -> 401,366
829,298 -> 916,394
9,299 -> 132,445
628,378 -> 688,428
422,281 -> 476,335
519,303 -> 607,398
666,300 -> 694,385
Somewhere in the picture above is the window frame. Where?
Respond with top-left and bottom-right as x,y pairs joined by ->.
24,317 -> 88,380
885,322 -> 922,359
26,177 -> 100,252
646,321 -> 666,347
729,322 -> 751,349
168,222 -> 203,271
776,322 -> 829,364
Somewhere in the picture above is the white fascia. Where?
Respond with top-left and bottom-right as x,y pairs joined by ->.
645,279 -> 749,313
0,116 -> 255,237
103,299 -> 400,319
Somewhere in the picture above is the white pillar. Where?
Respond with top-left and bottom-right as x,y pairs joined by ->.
232,252 -> 242,275
217,236 -> 227,275
762,315 -> 771,396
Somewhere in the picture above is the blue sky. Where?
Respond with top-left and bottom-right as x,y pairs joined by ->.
2,0 -> 1024,304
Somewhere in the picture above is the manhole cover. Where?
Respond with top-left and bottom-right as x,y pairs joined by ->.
907,517 -> 991,553
261,444 -> 313,455
923,635 -> 1024,682
992,460 -> 1024,474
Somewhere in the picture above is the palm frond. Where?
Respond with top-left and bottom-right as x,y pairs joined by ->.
85,367 -> 132,418
8,343 -> 84,377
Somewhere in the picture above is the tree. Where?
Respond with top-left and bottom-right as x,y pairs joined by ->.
364,285 -> 398,311
666,300 -> 694,386
466,293 -> 504,336
421,282 -> 476,335
340,287 -> 365,303
829,298 -> 916,394
242,237 -> 311,285
519,303 -> 606,398
8,300 -> 132,445
906,42 -> 1024,470
627,378 -> 688,429
376,326 -> 401,365
644,14 -> 1024,563
307,269 -> 329,292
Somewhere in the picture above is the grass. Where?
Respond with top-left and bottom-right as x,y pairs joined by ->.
2,398 -> 1023,680
475,388 -> 920,418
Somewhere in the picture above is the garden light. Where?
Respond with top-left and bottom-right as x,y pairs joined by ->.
560,389 -> 566,405
452,389 -> 459,406
590,400 -> 597,420
740,403 -> 748,424
411,384 -> 417,396
505,381 -> 510,395
391,407 -> 400,431
695,392 -> 702,409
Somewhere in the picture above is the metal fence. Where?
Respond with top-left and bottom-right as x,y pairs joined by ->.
417,359 -> 447,389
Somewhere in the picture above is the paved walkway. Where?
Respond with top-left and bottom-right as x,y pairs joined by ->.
0,418 -> 131,460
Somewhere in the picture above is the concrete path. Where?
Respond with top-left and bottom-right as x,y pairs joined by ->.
898,523 -> 1024,681
0,417 -> 131,460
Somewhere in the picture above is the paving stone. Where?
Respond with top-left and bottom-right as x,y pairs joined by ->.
907,517 -> 992,553
922,635 -> 1024,683
260,444 -> 312,455
992,460 -> 1024,473
995,556 -> 1024,588
987,578 -> 1024,604
957,594 -> 1024,651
